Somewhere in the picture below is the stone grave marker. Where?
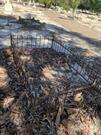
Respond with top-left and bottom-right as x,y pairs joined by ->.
4,0 -> 13,15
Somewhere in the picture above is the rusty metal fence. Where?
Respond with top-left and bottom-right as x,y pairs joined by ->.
10,34 -> 101,90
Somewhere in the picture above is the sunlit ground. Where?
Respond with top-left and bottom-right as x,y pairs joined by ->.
0,3 -> 101,135
0,3 -> 101,58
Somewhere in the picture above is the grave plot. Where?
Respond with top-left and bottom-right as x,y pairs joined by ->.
11,35 -> 100,89
0,35 -> 101,135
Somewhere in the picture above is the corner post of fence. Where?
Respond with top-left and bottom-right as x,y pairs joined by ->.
10,34 -> 12,47
10,34 -> 15,58
10,34 -> 13,53
51,32 -> 55,49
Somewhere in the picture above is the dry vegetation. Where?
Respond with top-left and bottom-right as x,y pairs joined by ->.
0,3 -> 101,135
0,48 -> 101,135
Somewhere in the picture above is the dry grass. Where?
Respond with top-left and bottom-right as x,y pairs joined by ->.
42,65 -> 55,80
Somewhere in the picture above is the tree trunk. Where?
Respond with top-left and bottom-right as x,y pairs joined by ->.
72,8 -> 76,19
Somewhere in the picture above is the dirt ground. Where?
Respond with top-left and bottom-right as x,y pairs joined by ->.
0,4 -> 101,135
1,4 -> 101,41
41,8 -> 101,57
0,48 -> 101,135
0,4 -> 101,59
41,8 -> 101,41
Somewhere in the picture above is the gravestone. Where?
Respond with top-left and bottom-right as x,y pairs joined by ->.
4,0 -> 13,15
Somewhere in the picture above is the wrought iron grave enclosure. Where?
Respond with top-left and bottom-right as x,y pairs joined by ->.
10,34 -> 101,90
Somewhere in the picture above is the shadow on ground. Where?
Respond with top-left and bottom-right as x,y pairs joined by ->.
0,14 -> 101,135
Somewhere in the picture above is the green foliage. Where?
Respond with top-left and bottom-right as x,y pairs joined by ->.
35,0 -> 69,10
22,0 -> 29,2
80,0 -> 92,9
79,0 -> 101,13
69,0 -> 81,9
30,0 -> 101,13
90,0 -> 101,13
35,0 -> 52,7
57,0 -> 69,10
51,0 -> 58,7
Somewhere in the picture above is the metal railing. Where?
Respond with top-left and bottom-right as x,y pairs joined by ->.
10,34 -> 101,90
